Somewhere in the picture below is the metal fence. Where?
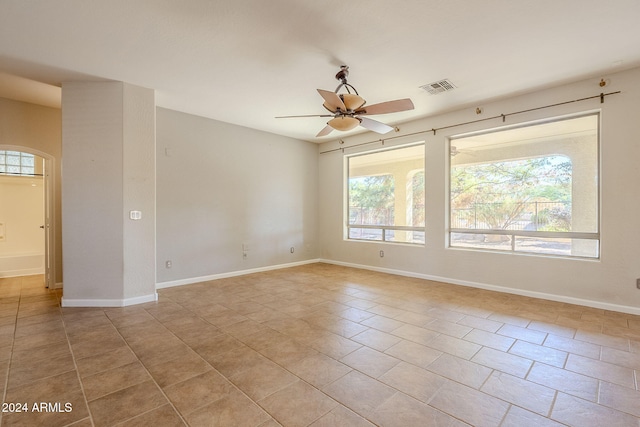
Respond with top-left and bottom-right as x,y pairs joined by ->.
348,206 -> 425,244
451,201 -> 571,231
349,206 -> 394,226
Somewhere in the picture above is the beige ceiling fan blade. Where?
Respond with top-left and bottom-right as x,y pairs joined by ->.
317,89 -> 346,112
356,98 -> 414,115
316,124 -> 334,137
358,117 -> 394,134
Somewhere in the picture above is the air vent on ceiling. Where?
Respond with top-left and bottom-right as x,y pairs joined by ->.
420,79 -> 456,95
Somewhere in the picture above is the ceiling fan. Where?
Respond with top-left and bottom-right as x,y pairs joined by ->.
276,65 -> 415,137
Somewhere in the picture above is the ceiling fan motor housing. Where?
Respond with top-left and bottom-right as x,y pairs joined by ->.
335,65 -> 349,83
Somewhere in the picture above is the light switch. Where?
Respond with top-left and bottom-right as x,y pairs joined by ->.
129,210 -> 142,220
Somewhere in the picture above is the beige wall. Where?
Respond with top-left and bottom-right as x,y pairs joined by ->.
61,82 -> 156,305
155,108 -> 319,284
0,98 -> 62,284
319,66 -> 640,314
0,92 -> 319,296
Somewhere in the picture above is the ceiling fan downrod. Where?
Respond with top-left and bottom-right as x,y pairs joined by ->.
335,65 -> 358,95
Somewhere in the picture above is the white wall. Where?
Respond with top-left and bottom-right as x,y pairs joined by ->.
62,82 -> 124,301
156,108 -> 319,285
122,84 -> 156,300
319,66 -> 640,314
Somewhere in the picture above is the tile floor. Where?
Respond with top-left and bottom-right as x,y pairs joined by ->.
1,263 -> 640,426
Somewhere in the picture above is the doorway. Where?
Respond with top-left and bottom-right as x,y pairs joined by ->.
0,147 -> 55,288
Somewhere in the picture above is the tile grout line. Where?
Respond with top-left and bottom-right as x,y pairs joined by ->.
142,295 -> 283,426
115,270 -> 640,426
58,296 -> 96,427
0,279 -> 21,427
102,306 -> 191,427
157,293 -> 371,426
168,282 -> 539,425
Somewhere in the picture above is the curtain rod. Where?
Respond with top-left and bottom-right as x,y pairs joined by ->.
319,91 -> 620,155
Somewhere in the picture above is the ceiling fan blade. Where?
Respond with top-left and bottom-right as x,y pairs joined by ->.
356,98 -> 414,115
358,117 -> 394,134
275,114 -> 333,118
316,125 -> 334,137
317,89 -> 346,112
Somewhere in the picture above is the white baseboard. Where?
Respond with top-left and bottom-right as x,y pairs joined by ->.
320,259 -> 640,316
61,292 -> 158,308
156,259 -> 321,289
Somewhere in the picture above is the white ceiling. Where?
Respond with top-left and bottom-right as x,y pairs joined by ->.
1,0 -> 639,143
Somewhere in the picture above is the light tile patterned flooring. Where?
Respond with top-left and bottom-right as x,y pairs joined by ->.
1,263 -> 640,426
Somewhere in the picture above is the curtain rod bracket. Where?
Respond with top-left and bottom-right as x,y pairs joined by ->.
600,92 -> 604,103
501,114 -> 506,122
432,128 -> 436,135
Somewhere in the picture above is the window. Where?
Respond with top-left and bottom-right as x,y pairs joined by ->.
347,144 -> 425,244
449,114 -> 599,258
0,151 -> 36,176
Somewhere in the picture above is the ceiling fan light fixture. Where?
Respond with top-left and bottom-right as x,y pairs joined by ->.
328,116 -> 360,131
341,94 -> 366,110
276,66 -> 415,137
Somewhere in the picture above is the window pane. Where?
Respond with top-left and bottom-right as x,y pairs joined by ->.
7,155 -> 20,166
450,232 -> 513,251
386,230 -> 425,244
347,144 -> 425,245
449,114 -> 599,258
21,155 -> 35,167
348,176 -> 395,226
349,227 -> 383,241
514,236 -> 599,258
0,151 -> 36,176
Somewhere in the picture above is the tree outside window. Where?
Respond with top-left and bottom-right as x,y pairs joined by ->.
347,144 -> 425,244
449,114 -> 599,258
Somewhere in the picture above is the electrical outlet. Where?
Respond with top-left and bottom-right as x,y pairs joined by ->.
165,260 -> 172,268
290,247 -> 295,253
637,278 -> 640,289
379,250 -> 384,258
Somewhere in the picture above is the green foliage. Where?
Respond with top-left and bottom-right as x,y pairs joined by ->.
349,175 -> 395,210
348,172 -> 425,227
451,156 -> 572,230
411,171 -> 425,226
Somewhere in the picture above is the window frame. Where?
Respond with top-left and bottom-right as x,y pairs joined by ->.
345,142 -> 426,245
447,112 -> 600,259
0,150 -> 37,176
